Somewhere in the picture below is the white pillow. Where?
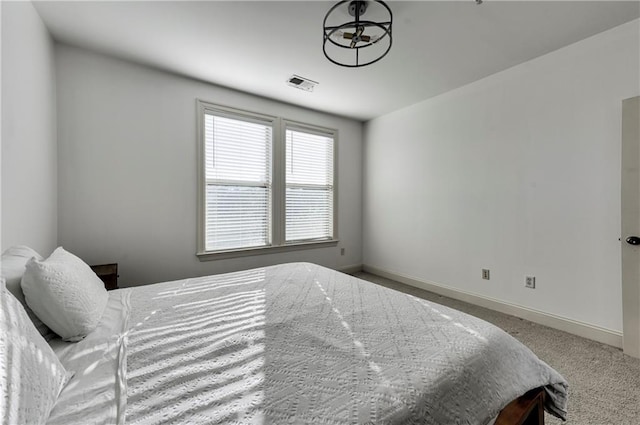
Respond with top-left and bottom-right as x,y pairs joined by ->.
21,247 -> 108,342
0,245 -> 54,340
0,278 -> 72,424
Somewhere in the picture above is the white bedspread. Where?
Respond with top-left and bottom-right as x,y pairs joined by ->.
50,263 -> 568,424
124,263 -> 567,424
47,290 -> 130,425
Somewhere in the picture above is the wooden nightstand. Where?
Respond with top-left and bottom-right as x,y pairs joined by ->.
90,263 -> 119,290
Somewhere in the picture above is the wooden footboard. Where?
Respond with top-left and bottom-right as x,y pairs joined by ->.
495,387 -> 545,425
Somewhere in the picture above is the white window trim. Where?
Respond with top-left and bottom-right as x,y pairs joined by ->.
196,100 -> 339,261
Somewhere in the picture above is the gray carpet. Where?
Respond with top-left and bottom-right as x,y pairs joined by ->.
353,272 -> 640,425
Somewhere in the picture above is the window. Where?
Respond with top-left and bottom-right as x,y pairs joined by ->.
197,101 -> 337,258
285,126 -> 334,243
203,113 -> 273,252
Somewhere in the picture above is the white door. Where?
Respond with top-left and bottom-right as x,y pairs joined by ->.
622,96 -> 640,358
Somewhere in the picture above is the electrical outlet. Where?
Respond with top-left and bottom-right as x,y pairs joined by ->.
482,269 -> 490,280
525,276 -> 536,289
340,248 -> 345,256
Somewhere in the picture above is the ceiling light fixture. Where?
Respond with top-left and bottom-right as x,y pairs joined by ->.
322,0 -> 393,68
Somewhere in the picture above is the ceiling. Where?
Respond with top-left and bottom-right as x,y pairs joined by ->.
33,1 -> 640,121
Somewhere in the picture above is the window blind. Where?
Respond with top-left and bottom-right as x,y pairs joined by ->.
204,113 -> 272,251
285,128 -> 334,242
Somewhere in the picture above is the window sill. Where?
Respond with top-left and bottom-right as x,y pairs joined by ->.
197,239 -> 339,261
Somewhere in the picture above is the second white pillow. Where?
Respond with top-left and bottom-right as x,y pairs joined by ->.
21,247 -> 108,342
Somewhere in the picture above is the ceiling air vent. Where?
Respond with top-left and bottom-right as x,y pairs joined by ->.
286,75 -> 318,92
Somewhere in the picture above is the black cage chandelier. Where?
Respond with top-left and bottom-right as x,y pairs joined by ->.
323,0 -> 393,68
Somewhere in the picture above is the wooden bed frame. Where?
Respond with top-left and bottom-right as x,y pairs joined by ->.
496,388 -> 546,425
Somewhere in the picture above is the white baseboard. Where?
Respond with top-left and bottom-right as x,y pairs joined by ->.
337,263 -> 363,274
363,264 -> 623,349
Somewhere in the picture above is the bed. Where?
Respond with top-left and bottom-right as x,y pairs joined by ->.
40,262 -> 567,425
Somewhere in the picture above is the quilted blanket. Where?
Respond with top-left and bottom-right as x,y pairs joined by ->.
122,263 -> 567,425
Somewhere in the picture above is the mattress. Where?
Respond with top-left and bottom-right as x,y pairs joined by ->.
47,262 -> 568,425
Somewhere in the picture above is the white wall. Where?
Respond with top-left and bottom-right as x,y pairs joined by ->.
1,1 -> 58,255
363,20 -> 639,333
56,45 -> 363,287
